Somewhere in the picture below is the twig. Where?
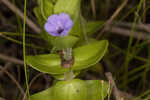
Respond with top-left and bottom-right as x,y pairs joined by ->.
0,62 -> 12,75
43,75 -> 52,89
0,97 -> 5,100
0,65 -> 24,95
22,73 -> 44,100
105,26 -> 150,41
105,72 -> 122,100
96,0 -> 128,39
119,91 -> 142,100
90,0 -> 96,18
1,0 -> 41,33
0,54 -> 24,65
114,21 -> 150,33
105,72 -> 142,100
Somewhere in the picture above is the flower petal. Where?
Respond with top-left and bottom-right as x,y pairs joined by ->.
44,13 -> 73,37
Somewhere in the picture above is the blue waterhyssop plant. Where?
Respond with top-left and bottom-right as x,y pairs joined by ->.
27,0 -> 110,100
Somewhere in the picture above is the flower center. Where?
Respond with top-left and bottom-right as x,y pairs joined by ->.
57,28 -> 64,34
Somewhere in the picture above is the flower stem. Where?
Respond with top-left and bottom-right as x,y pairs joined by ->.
62,48 -> 72,61
64,70 -> 74,80
62,48 -> 74,80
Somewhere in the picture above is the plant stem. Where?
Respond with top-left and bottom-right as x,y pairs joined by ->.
63,48 -> 72,61
64,70 -> 74,80
62,48 -> 74,80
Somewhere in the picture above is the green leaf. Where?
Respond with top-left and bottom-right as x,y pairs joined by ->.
26,40 -> 108,75
37,0 -> 54,19
41,32 -> 79,49
85,80 -> 109,100
70,21 -> 104,37
52,36 -> 79,49
69,16 -> 87,37
30,79 -> 109,100
30,88 -> 52,100
75,38 -> 97,47
27,54 -> 69,75
54,0 -> 80,22
30,79 -> 88,100
34,0 -> 54,27
51,79 -> 88,100
72,40 -> 109,70
70,20 -> 83,37
40,30 -> 55,47
33,7 -> 45,27
86,21 -> 104,36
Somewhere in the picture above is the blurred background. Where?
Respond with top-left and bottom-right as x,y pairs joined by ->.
0,0 -> 150,100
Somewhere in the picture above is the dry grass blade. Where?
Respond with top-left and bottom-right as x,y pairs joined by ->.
1,0 -> 41,33
0,54 -> 24,65
96,0 -> 128,39
0,65 -> 24,95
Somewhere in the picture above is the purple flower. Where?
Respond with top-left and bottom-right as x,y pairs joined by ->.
44,13 -> 73,36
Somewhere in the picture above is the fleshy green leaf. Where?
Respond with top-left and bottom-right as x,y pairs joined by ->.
51,79 -> 88,100
30,79 -> 87,100
70,21 -> 104,37
30,79 -> 109,100
34,0 -> 54,27
54,0 -> 80,22
70,20 -> 83,37
41,32 -> 79,49
26,40 -> 108,75
37,0 -> 54,19
40,30 -> 58,48
51,36 -> 79,49
86,21 -> 104,36
75,38 -> 97,47
33,7 -> 45,27
85,80 -> 109,100
72,40 -> 109,70
30,88 -> 52,100
70,16 -> 87,37
27,54 -> 68,75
